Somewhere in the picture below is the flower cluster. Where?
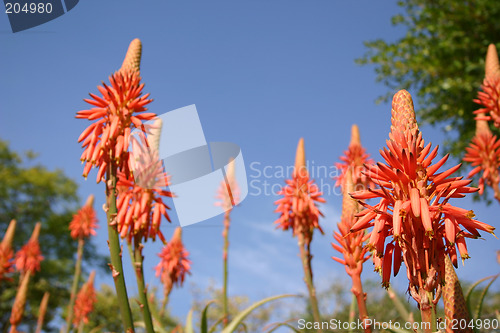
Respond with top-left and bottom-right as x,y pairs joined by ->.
465,44 -> 500,198
69,195 -> 98,240
274,138 -> 325,245
334,124 -> 374,191
0,220 -> 16,282
15,223 -> 44,274
73,271 -> 97,326
116,124 -> 173,243
350,90 -> 495,302
332,125 -> 371,277
155,228 -> 191,297
77,70 -> 154,182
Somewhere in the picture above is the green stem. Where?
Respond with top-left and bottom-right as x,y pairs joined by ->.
132,235 -> 155,333
77,322 -> 84,333
351,273 -> 371,333
106,162 -> 135,332
64,238 -> 85,333
348,294 -> 356,333
222,210 -> 231,327
297,233 -> 322,333
419,289 -> 436,333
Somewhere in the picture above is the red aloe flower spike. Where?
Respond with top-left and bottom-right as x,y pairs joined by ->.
334,125 -> 374,190
155,227 -> 191,305
0,219 -> 16,282
9,271 -> 31,333
116,120 -> 173,243
69,194 -> 98,240
332,168 -> 372,332
15,222 -> 44,275
350,90 -> 495,332
73,271 -> 97,327
77,66 -> 154,182
474,44 -> 500,126
275,138 -> 325,331
274,138 -> 325,243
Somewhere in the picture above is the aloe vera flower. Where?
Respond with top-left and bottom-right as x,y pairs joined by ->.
15,223 -> 43,274
474,44 -> 500,127
73,271 -> 96,326
274,138 -> 325,244
155,228 -> 191,297
116,127 -> 173,243
69,194 -> 98,240
463,119 -> 500,195
334,125 -> 374,191
0,220 -> 16,282
76,70 -> 154,182
350,90 -> 495,302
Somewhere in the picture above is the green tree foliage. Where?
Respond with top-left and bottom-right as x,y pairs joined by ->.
84,284 -> 178,333
0,139 -> 106,333
357,0 -> 500,157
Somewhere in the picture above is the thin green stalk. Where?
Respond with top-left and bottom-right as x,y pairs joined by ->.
64,238 -> 85,333
106,161 -> 135,332
297,233 -> 322,333
222,210 -> 231,327
77,322 -> 84,333
348,294 -> 356,333
132,235 -> 155,333
419,289 -> 436,333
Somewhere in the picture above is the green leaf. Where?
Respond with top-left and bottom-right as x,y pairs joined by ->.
473,273 -> 499,320
265,322 -> 301,333
221,294 -> 297,333
201,300 -> 217,333
465,274 -> 497,318
185,309 -> 195,333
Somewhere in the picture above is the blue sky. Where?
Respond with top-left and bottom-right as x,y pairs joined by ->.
0,0 -> 498,330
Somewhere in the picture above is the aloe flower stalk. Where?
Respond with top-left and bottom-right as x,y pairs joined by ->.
274,138 -> 325,331
117,118 -> 173,333
155,227 -> 191,313
73,271 -> 97,328
0,219 -> 16,282
76,38 -> 153,332
350,90 -> 495,332
15,222 -> 43,277
35,292 -> 50,333
215,158 -> 239,327
9,271 -> 31,333
332,126 -> 372,332
65,194 -> 98,333
466,44 -> 500,202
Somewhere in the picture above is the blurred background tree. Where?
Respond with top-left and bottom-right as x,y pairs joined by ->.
0,139 -> 106,333
357,0 -> 500,158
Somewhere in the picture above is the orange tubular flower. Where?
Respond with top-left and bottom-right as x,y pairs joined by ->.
465,44 -> 500,197
0,220 -> 16,282
76,67 -> 154,182
155,228 -> 191,297
116,124 -> 173,243
350,90 -> 495,303
73,271 -> 97,327
15,223 -> 44,274
334,124 -> 374,191
274,138 -> 325,245
474,44 -> 500,127
463,119 -> 500,195
69,194 -> 98,240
